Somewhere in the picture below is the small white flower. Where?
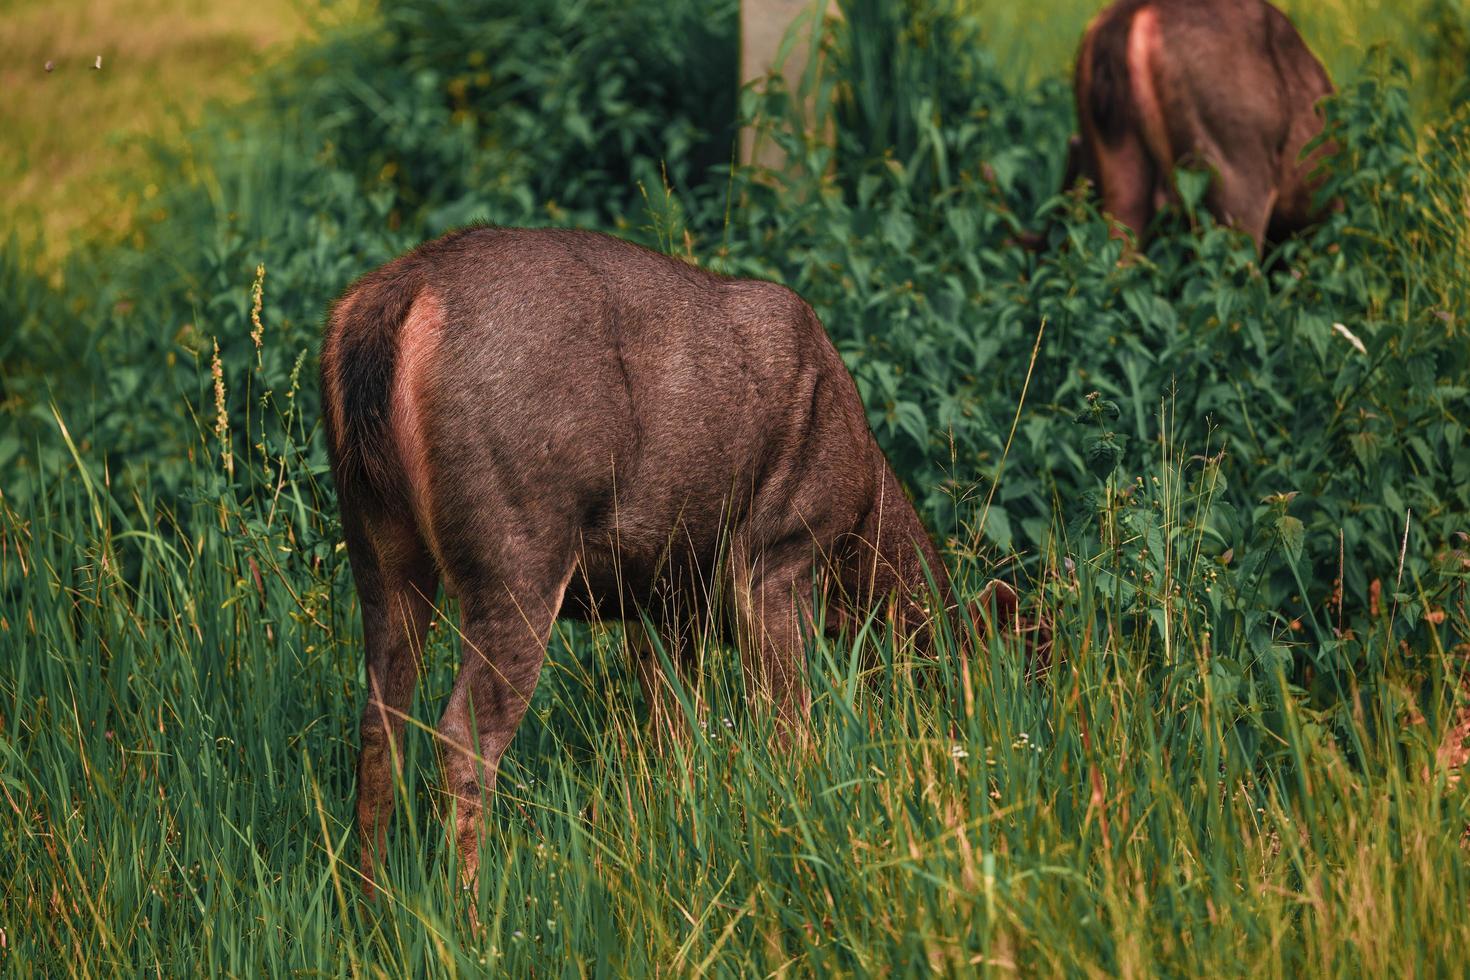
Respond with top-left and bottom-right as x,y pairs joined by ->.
950,744 -> 969,760
1332,322 -> 1368,355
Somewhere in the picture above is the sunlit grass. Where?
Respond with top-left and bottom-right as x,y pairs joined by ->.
0,0 -> 348,267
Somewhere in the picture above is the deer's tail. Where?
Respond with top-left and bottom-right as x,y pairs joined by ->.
320,258 -> 425,510
1081,2 -> 1143,148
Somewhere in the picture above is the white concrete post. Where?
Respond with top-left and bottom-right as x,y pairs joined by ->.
740,0 -> 837,171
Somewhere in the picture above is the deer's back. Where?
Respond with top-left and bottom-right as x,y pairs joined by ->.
322,227 -> 880,605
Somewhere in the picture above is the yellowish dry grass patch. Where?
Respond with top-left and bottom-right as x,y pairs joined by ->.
0,0 -> 328,264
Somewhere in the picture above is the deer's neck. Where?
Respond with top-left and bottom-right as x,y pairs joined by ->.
842,456 -> 955,644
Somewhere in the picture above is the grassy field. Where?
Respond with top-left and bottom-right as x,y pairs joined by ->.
3,0 -> 1470,974
0,0 -> 327,265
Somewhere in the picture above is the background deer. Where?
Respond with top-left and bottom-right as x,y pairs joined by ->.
1069,0 -> 1337,250
320,226 -> 1010,894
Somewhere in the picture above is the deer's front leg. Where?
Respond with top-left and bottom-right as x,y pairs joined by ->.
630,617 -> 700,753
732,545 -> 818,742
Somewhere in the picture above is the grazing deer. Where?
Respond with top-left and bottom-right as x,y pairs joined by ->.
320,226 -> 1012,894
1069,0 -> 1336,250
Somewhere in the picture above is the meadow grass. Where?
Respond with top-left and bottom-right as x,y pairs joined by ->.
3,315 -> 1469,974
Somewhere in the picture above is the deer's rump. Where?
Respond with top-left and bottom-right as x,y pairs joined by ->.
1073,0 -> 1335,248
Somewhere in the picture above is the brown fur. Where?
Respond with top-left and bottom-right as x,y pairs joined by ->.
1070,0 -> 1337,251
321,226 -> 975,894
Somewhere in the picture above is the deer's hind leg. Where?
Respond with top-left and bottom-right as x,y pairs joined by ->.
344,512 -> 439,897
1092,131 -> 1160,247
1208,156 -> 1278,254
436,534 -> 578,886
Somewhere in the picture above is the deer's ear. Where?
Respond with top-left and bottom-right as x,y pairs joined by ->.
974,579 -> 1020,632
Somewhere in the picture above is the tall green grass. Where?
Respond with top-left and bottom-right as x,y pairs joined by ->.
4,0 -> 1470,973
4,323 -> 1469,973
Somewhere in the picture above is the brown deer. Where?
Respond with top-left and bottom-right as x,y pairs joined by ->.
1068,0 -> 1336,251
320,226 -> 1014,894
